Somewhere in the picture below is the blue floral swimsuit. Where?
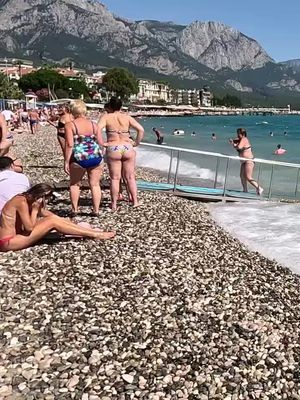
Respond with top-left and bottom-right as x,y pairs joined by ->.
72,121 -> 103,168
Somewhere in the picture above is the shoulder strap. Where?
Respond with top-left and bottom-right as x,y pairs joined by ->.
72,121 -> 79,135
91,121 -> 95,135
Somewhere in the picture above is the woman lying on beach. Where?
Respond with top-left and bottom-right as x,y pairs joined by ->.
98,97 -> 144,211
230,128 -> 263,195
0,183 -> 115,252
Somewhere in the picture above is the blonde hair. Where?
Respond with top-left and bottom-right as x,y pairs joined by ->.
70,100 -> 87,117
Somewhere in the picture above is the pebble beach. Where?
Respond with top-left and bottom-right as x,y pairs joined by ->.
1,127 -> 300,399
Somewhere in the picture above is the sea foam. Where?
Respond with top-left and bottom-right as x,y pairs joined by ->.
209,201 -> 300,274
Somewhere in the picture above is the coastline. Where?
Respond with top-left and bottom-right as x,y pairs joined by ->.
1,127 -> 300,397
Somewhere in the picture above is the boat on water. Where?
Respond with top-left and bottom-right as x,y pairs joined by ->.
173,129 -> 185,136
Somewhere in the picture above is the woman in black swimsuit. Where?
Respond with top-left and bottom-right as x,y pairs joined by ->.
49,105 -> 74,154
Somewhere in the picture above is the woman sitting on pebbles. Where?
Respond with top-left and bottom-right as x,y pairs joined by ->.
64,100 -> 104,216
98,97 -> 144,211
0,183 -> 115,252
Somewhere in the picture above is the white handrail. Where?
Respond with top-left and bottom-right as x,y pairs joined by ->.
140,142 -> 300,169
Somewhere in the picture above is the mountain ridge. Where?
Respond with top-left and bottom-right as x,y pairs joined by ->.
0,0 -> 300,105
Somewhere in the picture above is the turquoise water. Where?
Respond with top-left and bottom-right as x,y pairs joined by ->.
136,115 -> 300,198
140,115 -> 300,162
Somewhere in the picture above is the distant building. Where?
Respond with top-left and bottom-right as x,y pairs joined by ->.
200,86 -> 213,107
173,87 -> 212,107
0,59 -> 35,80
84,71 -> 106,88
134,79 -> 171,103
55,67 -> 85,79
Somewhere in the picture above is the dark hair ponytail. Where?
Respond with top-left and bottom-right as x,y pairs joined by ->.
108,97 -> 122,112
237,128 -> 247,137
23,183 -> 53,201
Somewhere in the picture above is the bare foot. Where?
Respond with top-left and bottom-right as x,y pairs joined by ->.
109,204 -> 118,212
132,201 -> 143,208
94,231 -> 116,240
117,194 -> 124,201
257,187 -> 264,196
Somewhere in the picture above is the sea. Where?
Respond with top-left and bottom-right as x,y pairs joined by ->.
135,114 -> 300,274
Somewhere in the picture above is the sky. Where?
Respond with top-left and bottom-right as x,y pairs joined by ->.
101,0 -> 300,62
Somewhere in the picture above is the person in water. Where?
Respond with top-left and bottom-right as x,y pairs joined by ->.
211,133 -> 216,141
230,128 -> 263,195
65,100 -> 104,216
191,132 -> 196,137
0,183 -> 115,252
98,97 -> 144,211
274,144 -> 287,155
284,131 -> 288,137
153,127 -> 164,144
269,131 -> 274,137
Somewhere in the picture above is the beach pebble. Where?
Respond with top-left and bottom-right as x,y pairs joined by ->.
1,126 -> 300,398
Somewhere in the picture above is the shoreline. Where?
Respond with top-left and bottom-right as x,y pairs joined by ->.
1,127 -> 300,397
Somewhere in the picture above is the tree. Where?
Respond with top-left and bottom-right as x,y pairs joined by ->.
213,94 -> 242,108
19,68 -> 66,93
0,73 -> 23,99
18,68 -> 89,99
222,94 -> 242,108
102,68 -> 138,100
67,78 -> 89,99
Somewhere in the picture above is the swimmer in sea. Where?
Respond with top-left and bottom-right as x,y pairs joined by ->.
211,133 -> 216,141
269,131 -> 274,137
274,144 -> 287,155
284,131 -> 288,136
153,127 -> 164,145
191,132 -> 196,137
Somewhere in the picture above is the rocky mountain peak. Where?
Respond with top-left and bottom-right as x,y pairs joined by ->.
176,20 -> 273,71
0,0 -> 299,101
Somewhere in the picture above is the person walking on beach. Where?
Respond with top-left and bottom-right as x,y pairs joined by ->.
0,183 -> 115,252
230,128 -> 263,195
28,109 -> 39,134
98,97 -> 144,211
19,107 -> 29,131
1,109 -> 15,128
64,100 -> 104,216
48,104 -> 74,154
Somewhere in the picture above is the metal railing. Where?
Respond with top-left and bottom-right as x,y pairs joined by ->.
139,142 -> 300,200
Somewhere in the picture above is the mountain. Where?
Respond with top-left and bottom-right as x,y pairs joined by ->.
0,0 -> 299,105
281,59 -> 300,73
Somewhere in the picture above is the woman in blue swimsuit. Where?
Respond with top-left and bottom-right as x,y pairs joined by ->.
64,101 -> 104,216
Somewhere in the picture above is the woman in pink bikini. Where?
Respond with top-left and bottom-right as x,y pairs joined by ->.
0,183 -> 115,252
230,128 -> 263,195
98,97 -> 144,211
